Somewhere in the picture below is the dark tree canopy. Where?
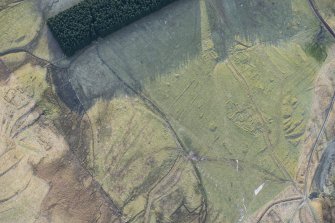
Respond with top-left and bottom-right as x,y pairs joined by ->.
47,0 -> 177,56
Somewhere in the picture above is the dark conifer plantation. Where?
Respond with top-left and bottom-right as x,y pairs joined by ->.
47,0 -> 177,56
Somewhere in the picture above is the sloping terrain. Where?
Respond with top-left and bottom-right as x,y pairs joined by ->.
0,0 -> 335,222
63,0 -> 329,221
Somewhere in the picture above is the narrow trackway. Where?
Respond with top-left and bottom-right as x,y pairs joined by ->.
228,61 -> 300,192
4,0 -> 333,222
0,48 -> 62,69
95,45 -> 208,222
307,0 -> 335,39
143,156 -> 183,223
304,0 -> 335,195
256,196 -> 303,222
256,1 -> 335,221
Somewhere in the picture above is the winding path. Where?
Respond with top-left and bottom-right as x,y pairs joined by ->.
304,0 -> 335,196
95,45 -> 209,222
258,0 -> 335,222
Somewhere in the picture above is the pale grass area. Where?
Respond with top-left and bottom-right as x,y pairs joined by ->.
0,1 -> 41,52
0,62 -> 68,222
